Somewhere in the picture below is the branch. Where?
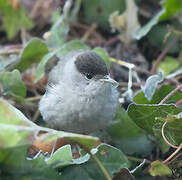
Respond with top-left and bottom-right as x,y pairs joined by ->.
159,84 -> 182,104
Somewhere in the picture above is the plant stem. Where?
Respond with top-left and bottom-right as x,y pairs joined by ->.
25,96 -> 42,102
163,144 -> 182,164
159,84 -> 182,104
151,37 -> 177,74
127,156 -> 151,164
90,153 -> 112,180
161,121 -> 178,149
175,99 -> 182,106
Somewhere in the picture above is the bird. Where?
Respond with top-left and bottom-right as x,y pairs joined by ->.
39,50 -> 119,134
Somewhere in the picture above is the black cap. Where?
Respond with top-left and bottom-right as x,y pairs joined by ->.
75,51 -> 108,78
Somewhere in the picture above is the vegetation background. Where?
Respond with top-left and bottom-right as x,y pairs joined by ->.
1,0 -> 182,179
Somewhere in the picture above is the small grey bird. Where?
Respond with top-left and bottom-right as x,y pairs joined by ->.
39,50 -> 119,134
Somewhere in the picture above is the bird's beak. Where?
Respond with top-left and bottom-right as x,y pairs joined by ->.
100,75 -> 118,87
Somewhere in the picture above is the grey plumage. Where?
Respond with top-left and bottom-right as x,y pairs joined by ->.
39,50 -> 119,134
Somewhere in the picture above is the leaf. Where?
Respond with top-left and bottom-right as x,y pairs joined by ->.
0,98 -> 100,150
0,69 -> 26,101
134,85 -> 182,104
0,0 -> 34,39
93,47 -> 111,68
159,0 -> 182,21
46,11 -> 70,48
128,104 -> 182,152
157,56 -> 180,76
56,40 -> 90,58
82,0 -> 126,28
15,38 -> 49,72
35,51 -> 57,83
107,107 -> 154,156
35,40 -> 89,82
70,0 -> 82,23
113,168 -> 136,180
149,160 -> 172,176
147,24 -> 179,54
134,0 -> 182,40
142,71 -> 164,101
0,146 -> 60,180
0,54 -> 18,71
46,145 -> 73,167
133,9 -> 165,40
46,144 -> 90,168
0,98 -> 38,148
62,144 -> 130,179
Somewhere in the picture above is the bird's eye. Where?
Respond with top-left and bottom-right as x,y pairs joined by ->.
86,73 -> 92,79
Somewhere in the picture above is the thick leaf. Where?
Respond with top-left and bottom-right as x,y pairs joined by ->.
134,85 -> 182,104
0,146 -> 60,180
113,168 -> 136,180
159,0 -> 182,21
46,145 -> 72,167
35,51 -> 57,83
56,40 -> 90,58
157,56 -> 180,76
46,12 -> 69,48
147,24 -> 179,54
128,104 -> 182,152
0,54 -> 18,71
70,0 -> 82,23
149,160 -> 172,176
62,144 -> 130,179
134,0 -> 182,40
46,144 -> 90,168
133,9 -> 165,40
82,0 -> 126,28
0,0 -> 33,39
142,71 -> 163,101
0,98 -> 100,150
35,40 -> 89,82
0,98 -> 38,148
15,38 -> 49,72
93,47 -> 111,68
0,70 -> 26,100
107,107 -> 154,155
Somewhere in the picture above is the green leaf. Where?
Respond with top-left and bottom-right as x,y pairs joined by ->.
159,0 -> 182,21
35,40 -> 89,82
134,85 -> 182,104
35,51 -> 57,83
47,145 -> 73,167
128,104 -> 182,152
70,0 -> 82,23
149,160 -> 172,176
56,40 -> 90,58
107,107 -> 154,156
46,12 -> 69,48
133,9 -> 165,40
0,54 -> 18,71
0,70 -> 26,100
0,98 -> 37,148
0,0 -> 33,39
147,24 -> 179,54
157,56 -> 180,76
46,144 -> 90,168
62,144 -> 130,179
142,71 -> 163,101
93,47 -> 110,68
82,0 -> 126,28
0,146 -> 60,180
0,98 -> 100,150
15,38 -> 49,72
134,0 -> 182,40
